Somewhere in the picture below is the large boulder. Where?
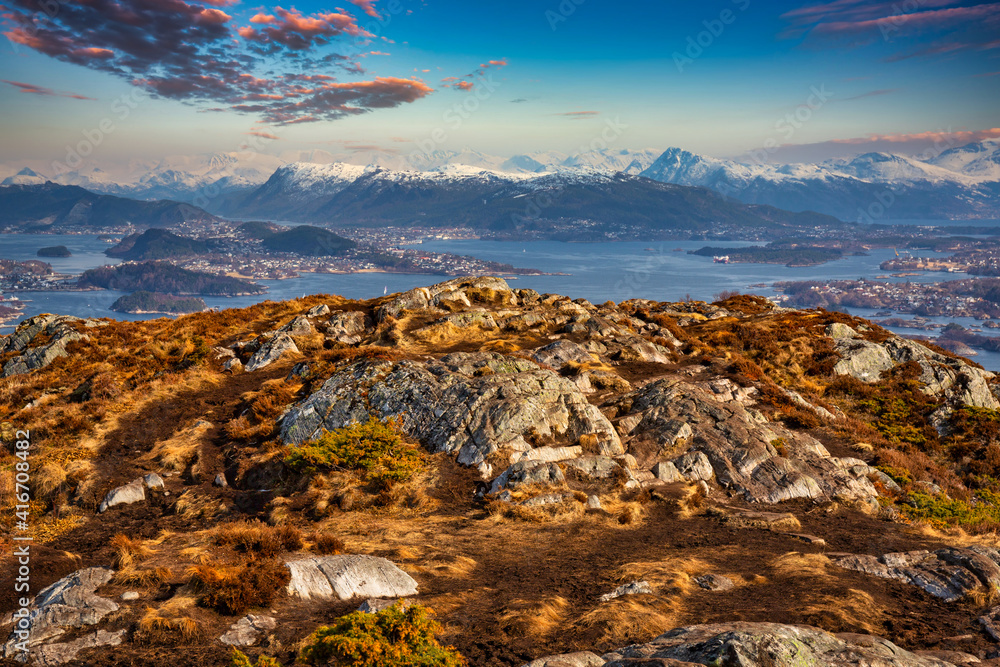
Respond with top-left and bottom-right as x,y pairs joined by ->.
376,276 -> 517,321
245,332 -> 299,372
285,555 -> 418,601
324,310 -> 370,345
600,622 -> 961,666
280,352 -> 622,469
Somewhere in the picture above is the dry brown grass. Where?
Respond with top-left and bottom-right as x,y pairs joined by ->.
308,532 -> 345,555
499,596 -> 569,638
800,588 -> 885,635
574,596 -> 678,648
114,566 -> 171,588
616,557 -> 709,595
134,603 -> 201,645
147,420 -> 213,472
111,534 -> 152,569
187,559 -> 290,616
769,552 -> 833,579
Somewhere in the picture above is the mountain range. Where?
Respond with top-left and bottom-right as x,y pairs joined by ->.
3,140 -> 998,224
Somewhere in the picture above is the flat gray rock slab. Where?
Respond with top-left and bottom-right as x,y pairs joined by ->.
2,567 -> 118,660
219,614 -> 277,646
285,555 -> 418,601
521,652 -> 607,667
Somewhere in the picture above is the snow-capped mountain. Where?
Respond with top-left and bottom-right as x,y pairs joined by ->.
1,167 -> 47,186
929,139 -> 1000,182
4,141 -> 997,222
640,141 -> 1000,221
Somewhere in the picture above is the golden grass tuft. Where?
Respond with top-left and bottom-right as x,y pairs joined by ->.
147,421 -> 212,472
111,534 -> 152,570
499,596 -> 569,638
574,596 -> 678,649
616,557 -> 709,595
114,566 -> 171,588
769,552 -> 832,579
134,606 -> 201,645
34,462 -> 67,498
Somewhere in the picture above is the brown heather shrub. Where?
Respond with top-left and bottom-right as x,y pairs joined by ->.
188,559 -> 290,616
321,345 -> 398,365
310,532 -> 345,555
216,520 -> 304,558
712,293 -> 774,315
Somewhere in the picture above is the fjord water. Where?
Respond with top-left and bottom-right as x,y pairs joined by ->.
4,232 -> 1000,369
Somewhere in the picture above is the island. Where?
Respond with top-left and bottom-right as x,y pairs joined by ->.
37,245 -> 72,257
691,245 -> 845,267
110,291 -> 207,314
78,261 -> 266,296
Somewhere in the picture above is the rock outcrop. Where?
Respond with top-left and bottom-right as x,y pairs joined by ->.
827,323 -> 998,409
219,614 -> 277,646
831,546 -> 1000,601
1,568 -> 122,664
280,352 -> 623,475
245,332 -> 300,372
598,622 -> 965,666
285,555 -> 418,601
1,314 -> 92,378
608,376 -> 879,506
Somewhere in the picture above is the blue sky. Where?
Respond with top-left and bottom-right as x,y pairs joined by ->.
1,0 -> 998,166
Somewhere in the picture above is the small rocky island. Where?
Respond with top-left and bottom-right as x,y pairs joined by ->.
37,245 -> 72,257
110,290 -> 207,314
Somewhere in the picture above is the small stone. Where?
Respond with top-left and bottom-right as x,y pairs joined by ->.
120,592 -> 139,601
586,495 -> 602,510
599,581 -> 652,602
219,614 -> 277,647
142,473 -> 164,490
307,304 -> 331,317
224,357 -> 243,372
695,574 -> 735,591
358,598 -> 411,614
214,473 -> 228,488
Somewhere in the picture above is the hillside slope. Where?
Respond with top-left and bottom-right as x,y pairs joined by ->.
2,280 -> 1000,666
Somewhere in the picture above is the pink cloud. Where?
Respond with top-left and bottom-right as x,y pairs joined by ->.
347,0 -> 380,19
2,79 -> 96,100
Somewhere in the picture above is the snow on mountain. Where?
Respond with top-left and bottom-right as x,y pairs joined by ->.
929,139 -> 1000,182
640,141 -> 1000,220
1,167 -> 47,186
561,148 -> 661,174
823,152 -> 979,185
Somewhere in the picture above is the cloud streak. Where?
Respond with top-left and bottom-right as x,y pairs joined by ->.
2,79 -> 96,100
0,0 -> 432,123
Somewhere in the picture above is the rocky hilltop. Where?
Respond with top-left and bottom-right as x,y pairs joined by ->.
4,278 -> 1000,666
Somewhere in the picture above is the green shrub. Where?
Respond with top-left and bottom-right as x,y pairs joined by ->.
902,491 -> 1000,532
285,418 -> 422,490
230,650 -> 282,667
298,604 -> 465,667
